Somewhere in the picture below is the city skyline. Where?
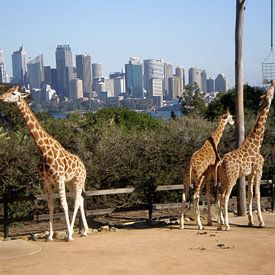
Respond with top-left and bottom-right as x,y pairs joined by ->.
0,1 -> 273,86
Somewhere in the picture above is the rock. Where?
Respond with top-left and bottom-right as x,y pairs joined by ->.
110,227 -> 119,232
53,231 -> 67,240
100,225 -> 110,232
29,233 -> 46,241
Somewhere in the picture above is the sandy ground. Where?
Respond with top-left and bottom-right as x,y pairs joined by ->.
1,212 -> 275,275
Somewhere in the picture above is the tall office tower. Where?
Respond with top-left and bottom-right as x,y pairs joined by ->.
188,67 -> 202,90
76,54 -> 92,97
69,78 -> 83,100
163,63 -> 173,99
44,66 -> 52,85
125,57 -> 143,98
55,45 -> 74,99
0,50 -> 7,83
175,66 -> 185,93
215,73 -> 228,92
207,77 -> 215,93
168,75 -> 181,101
12,46 -> 28,85
143,58 -> 164,107
27,54 -> 44,89
92,63 -> 104,91
110,72 -> 125,96
201,69 -> 207,93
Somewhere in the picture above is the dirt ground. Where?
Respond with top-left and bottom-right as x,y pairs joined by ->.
1,212 -> 275,275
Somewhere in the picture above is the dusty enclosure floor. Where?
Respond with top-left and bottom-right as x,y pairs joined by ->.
1,212 -> 275,275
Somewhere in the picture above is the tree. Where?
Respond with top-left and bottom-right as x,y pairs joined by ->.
235,0 -> 246,216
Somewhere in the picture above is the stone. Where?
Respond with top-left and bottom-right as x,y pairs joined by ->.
53,231 -> 67,240
100,225 -> 110,232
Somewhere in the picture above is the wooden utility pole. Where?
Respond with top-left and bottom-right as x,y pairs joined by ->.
235,0 -> 246,216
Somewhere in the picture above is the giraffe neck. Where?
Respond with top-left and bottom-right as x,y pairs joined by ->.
242,103 -> 270,151
17,99 -> 52,154
211,117 -> 227,146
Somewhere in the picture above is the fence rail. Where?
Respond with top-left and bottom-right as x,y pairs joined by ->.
1,179 -> 274,239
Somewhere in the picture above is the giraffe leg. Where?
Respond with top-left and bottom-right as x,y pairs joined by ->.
205,174 -> 213,226
224,186 -> 234,231
70,185 -> 88,236
247,174 -> 254,227
255,174 -> 265,227
180,185 -> 189,230
217,193 -> 224,230
79,195 -> 89,236
44,183 -> 54,241
194,176 -> 204,230
58,179 -> 73,241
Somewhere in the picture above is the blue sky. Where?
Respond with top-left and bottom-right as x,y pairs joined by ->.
0,0 -> 273,86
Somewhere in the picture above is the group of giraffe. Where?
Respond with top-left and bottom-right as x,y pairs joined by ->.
181,82 -> 274,231
0,83 -> 273,241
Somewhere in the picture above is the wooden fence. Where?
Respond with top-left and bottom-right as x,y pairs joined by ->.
1,180 -> 274,239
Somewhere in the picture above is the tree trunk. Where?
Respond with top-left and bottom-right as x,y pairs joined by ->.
235,0 -> 246,216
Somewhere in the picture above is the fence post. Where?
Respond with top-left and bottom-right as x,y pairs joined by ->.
3,194 -> 9,240
272,177 -> 275,213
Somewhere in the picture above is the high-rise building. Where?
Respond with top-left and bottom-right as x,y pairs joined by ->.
201,69 -> 207,93
27,54 -> 44,89
215,73 -> 228,92
175,66 -> 185,93
12,46 -> 28,85
207,77 -> 215,93
92,63 -> 104,92
168,75 -> 181,101
55,45 -> 74,99
188,67 -> 202,90
110,72 -> 125,96
163,63 -> 173,99
76,54 -> 92,97
0,50 -> 7,83
125,57 -> 143,98
143,58 -> 164,107
69,78 -> 83,100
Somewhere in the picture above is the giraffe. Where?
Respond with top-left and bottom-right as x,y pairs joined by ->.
180,110 -> 234,230
0,85 -> 89,241
216,83 -> 274,230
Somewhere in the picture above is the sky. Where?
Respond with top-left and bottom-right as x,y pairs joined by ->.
0,0 -> 273,87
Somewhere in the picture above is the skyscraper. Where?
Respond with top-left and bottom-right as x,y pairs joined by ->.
175,66 -> 185,93
69,78 -> 83,100
125,57 -> 143,98
27,54 -> 44,89
12,46 -> 28,85
76,54 -> 92,97
188,67 -> 202,90
215,73 -> 228,92
143,58 -> 164,107
55,45 -> 73,99
201,69 -> 207,93
207,77 -> 215,93
0,50 -> 7,83
92,63 -> 104,92
168,75 -> 181,101
163,63 -> 173,99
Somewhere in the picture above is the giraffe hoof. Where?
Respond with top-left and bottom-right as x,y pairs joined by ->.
259,223 -> 265,228
217,225 -> 222,231
248,222 -> 254,227
198,226 -> 204,230
81,231 -> 88,237
225,226 -> 230,231
207,222 -> 213,226
66,236 -> 73,242
47,237 -> 53,242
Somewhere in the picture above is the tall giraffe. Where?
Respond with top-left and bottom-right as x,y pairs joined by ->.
0,85 -> 89,241
180,110 -> 234,230
216,83 -> 274,230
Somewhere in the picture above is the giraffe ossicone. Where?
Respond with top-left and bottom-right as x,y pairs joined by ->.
0,85 -> 89,241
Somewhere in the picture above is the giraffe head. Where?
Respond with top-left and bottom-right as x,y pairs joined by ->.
0,85 -> 29,103
222,109 -> 234,126
259,82 -> 274,109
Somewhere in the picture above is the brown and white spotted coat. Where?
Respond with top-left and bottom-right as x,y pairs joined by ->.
180,111 -> 234,230
0,85 -> 89,240
216,83 -> 274,230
